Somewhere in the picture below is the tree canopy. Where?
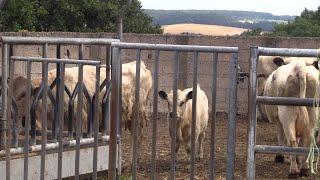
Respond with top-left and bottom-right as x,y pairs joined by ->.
270,7 -> 320,37
0,0 -> 163,33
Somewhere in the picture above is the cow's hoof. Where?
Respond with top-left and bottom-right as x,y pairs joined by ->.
274,154 -> 285,163
299,168 -> 309,177
288,172 -> 299,179
257,116 -> 269,122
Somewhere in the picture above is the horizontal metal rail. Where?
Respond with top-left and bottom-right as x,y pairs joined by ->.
257,96 -> 320,106
1,36 -> 119,45
10,56 -> 101,65
255,145 -> 319,156
111,42 -> 238,53
0,135 -> 120,156
258,47 -> 320,57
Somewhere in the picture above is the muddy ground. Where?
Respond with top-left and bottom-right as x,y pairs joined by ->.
118,113 -> 320,180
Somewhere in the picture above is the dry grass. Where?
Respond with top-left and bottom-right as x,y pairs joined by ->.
162,23 -> 248,36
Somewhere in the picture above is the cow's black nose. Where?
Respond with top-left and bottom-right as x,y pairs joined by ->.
169,112 -> 173,118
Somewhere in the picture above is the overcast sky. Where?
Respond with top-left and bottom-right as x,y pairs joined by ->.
140,0 -> 319,16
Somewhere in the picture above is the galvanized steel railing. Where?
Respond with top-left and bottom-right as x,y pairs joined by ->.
109,42 -> 239,180
247,46 -> 320,180
0,36 -> 120,180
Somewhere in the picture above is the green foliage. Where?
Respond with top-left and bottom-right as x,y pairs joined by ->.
240,28 -> 262,37
269,7 -> 320,37
0,0 -> 163,33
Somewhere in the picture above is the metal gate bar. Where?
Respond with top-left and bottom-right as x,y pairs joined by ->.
23,61 -> 32,180
40,43 -> 49,180
209,52 -> 218,180
247,46 -> 320,180
109,42 -> 238,180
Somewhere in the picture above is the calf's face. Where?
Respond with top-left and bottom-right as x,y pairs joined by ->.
159,89 -> 193,119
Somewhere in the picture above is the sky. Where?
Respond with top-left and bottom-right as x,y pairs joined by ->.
139,0 -> 319,16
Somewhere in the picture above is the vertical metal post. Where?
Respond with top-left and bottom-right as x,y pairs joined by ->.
209,53 -> 218,180
247,47 -> 259,180
75,45 -> 84,180
117,47 -> 122,177
92,65 -> 100,180
23,61 -> 32,180
8,46 -> 18,148
108,47 -> 121,180
117,17 -> 123,41
170,51 -> 180,180
6,52 -> 14,180
151,50 -> 160,180
57,63 -> 65,180
104,45 -> 111,136
132,49 -> 141,180
1,43 -> 8,152
226,53 -> 238,180
40,43 -> 49,180
190,51 -> 198,180
53,44 -> 61,141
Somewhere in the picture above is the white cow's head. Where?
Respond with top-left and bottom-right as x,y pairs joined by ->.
158,89 -> 193,119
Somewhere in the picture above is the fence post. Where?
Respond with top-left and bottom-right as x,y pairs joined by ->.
226,53 -> 238,180
247,47 -> 259,180
109,47 -> 121,180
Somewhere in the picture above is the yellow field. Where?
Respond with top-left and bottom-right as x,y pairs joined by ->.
162,23 -> 248,36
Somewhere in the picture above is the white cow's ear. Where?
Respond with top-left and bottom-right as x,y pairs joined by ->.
159,91 -> 168,100
312,60 -> 319,70
273,57 -> 285,67
186,91 -> 193,101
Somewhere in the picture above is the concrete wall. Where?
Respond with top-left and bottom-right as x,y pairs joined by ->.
2,32 -> 320,114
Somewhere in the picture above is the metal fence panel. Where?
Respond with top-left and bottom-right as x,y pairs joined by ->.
109,42 -> 239,180
0,36 -> 119,180
247,46 -> 320,180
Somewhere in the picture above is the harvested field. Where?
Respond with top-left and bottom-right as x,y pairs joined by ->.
119,113 -> 320,179
162,23 -> 248,36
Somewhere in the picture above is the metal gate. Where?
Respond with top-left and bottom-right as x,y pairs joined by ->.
247,46 -> 320,179
0,36 -> 120,179
108,42 -> 239,180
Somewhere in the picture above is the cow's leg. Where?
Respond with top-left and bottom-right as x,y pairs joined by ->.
136,125 -> 142,164
198,131 -> 205,161
275,121 -> 286,163
278,107 -> 299,178
257,104 -> 268,121
298,133 -> 312,177
176,128 -> 182,154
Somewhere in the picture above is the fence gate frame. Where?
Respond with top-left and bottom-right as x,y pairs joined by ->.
0,36 -> 121,180
247,46 -> 320,180
108,42 -> 239,180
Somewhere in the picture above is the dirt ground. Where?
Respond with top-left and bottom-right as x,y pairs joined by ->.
119,113 -> 320,180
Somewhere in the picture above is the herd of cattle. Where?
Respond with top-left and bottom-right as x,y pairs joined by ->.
4,54 -> 320,177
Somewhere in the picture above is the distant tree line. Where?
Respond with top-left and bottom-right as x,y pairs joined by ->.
242,7 -> 320,37
144,9 -> 294,32
0,0 -> 163,34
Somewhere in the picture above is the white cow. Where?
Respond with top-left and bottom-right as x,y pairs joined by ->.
264,59 -> 316,177
257,56 -> 318,121
159,84 -> 209,164
12,61 -> 152,132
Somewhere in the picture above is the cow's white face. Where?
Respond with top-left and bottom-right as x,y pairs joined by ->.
159,89 -> 193,119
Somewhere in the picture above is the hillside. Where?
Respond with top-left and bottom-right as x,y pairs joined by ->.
144,9 -> 295,31
163,23 -> 248,36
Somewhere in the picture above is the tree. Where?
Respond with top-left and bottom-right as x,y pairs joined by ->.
0,0 -> 163,33
240,28 -> 262,37
269,7 -> 320,37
